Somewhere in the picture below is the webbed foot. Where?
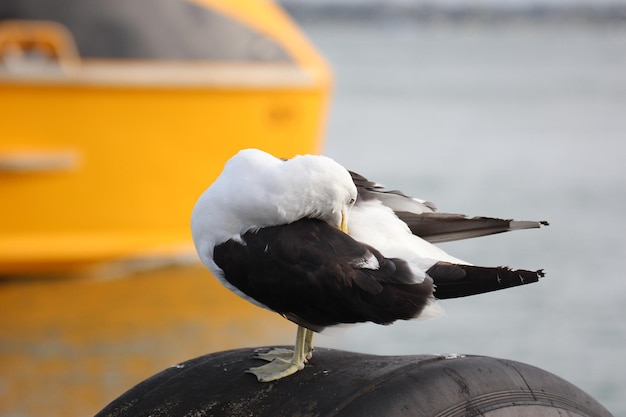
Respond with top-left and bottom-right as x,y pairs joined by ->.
253,348 -> 294,362
246,357 -> 304,382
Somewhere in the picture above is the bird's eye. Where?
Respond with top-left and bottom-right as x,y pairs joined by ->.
349,197 -> 356,205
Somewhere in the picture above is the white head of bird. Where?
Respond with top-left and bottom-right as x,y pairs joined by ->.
191,149 -> 357,260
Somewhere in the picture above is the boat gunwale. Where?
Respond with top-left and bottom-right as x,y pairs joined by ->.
0,61 -> 324,89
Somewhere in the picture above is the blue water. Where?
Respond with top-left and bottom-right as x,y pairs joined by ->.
298,20 -> 626,415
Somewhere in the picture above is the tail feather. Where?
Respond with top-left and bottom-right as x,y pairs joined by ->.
427,262 -> 544,299
397,212 -> 549,244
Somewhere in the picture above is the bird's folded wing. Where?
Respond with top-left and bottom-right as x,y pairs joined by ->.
427,262 -> 545,299
396,212 -> 549,243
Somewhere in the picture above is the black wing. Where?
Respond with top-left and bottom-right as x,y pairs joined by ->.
212,218 -> 434,332
350,171 -> 548,243
398,212 -> 549,244
426,262 -> 545,299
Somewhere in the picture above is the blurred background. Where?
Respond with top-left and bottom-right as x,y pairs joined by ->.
1,0 -> 625,416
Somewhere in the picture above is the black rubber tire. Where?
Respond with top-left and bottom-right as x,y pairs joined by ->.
96,347 -> 613,417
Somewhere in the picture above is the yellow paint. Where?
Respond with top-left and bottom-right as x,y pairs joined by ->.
0,82 -> 329,274
0,264 -> 295,416
0,0 -> 331,275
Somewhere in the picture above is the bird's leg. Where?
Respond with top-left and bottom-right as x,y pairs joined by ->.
303,327 -> 314,361
253,327 -> 315,363
247,325 -> 310,382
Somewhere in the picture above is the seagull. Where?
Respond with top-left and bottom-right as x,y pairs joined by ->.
191,148 -> 547,382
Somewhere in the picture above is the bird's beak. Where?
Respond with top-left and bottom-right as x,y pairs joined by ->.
339,211 -> 349,234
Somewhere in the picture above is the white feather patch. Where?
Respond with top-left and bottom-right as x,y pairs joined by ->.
351,252 -> 380,270
349,199 -> 470,268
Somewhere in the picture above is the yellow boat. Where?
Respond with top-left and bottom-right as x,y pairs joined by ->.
0,0 -> 331,276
